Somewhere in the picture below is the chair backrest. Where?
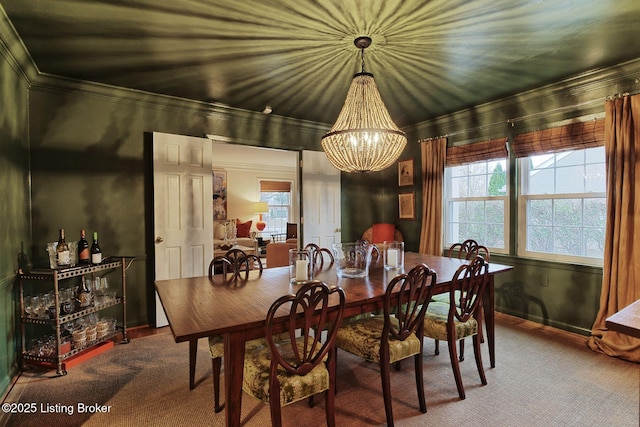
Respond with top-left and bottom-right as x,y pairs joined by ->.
383,264 -> 437,342
449,255 -> 490,323
266,281 -> 346,376
286,222 -> 298,240
303,243 -> 335,269
448,239 -> 490,261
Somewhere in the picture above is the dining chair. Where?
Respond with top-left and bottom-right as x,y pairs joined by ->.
205,248 -> 264,413
334,264 -> 437,427
433,239 -> 490,360
423,255 -> 490,399
208,248 -> 263,281
242,281 -> 346,427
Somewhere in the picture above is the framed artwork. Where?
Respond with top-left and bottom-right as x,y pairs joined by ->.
398,159 -> 414,186
212,170 -> 227,220
398,192 -> 415,220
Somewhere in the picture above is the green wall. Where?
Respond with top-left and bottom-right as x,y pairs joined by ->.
0,39 -> 31,393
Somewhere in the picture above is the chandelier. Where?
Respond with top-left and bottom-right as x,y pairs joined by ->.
321,36 -> 407,173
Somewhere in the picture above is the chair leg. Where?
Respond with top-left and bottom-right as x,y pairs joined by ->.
211,357 -> 224,413
447,339 -> 466,400
434,339 -> 440,355
459,339 -> 465,361
269,385 -> 283,427
414,353 -> 427,413
380,360 -> 395,427
473,334 -> 487,386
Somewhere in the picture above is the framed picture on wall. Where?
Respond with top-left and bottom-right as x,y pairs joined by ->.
212,170 -> 227,220
398,159 -> 414,186
398,192 -> 415,220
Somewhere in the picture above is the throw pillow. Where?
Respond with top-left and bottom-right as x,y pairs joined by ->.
236,219 -> 252,238
372,223 -> 395,243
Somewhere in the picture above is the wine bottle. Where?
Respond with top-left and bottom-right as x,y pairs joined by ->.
90,231 -> 102,265
78,229 -> 90,264
56,228 -> 71,267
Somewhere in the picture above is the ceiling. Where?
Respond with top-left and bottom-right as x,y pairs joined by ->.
3,0 -> 640,127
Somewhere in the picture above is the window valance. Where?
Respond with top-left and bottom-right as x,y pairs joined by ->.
512,119 -> 604,158
260,180 -> 291,192
445,137 -> 508,166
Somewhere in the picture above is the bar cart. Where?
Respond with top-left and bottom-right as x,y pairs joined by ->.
18,256 -> 134,376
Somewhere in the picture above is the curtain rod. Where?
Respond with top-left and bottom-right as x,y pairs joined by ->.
418,88 -> 640,143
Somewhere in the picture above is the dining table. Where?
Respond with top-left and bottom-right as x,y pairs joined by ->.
155,252 -> 512,427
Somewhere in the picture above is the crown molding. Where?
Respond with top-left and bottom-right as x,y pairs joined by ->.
0,5 -> 38,84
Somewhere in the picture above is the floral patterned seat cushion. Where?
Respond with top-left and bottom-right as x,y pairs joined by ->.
242,336 -> 330,406
335,316 -> 422,364
422,301 -> 478,341
208,334 -> 287,359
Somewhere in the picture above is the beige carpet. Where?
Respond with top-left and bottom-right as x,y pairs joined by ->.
2,314 -> 638,427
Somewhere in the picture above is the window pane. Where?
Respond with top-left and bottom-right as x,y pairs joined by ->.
528,167 -> 555,195
528,199 -> 552,225
553,199 -> 582,226
451,175 -> 468,197
556,165 -> 584,193
585,163 -> 605,192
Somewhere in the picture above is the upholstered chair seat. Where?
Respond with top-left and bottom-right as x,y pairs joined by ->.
336,316 -> 422,364
208,333 -> 288,413
242,336 -> 330,406
422,302 -> 478,341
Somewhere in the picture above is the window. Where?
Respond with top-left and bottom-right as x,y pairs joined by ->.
518,147 -> 606,264
259,180 -> 292,236
444,159 -> 509,252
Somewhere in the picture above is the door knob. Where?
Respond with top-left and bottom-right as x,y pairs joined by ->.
155,236 -> 164,244
334,228 -> 341,233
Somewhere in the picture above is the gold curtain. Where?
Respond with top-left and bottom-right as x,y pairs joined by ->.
418,137 -> 446,255
587,95 -> 640,362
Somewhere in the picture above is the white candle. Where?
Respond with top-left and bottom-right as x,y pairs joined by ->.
296,259 -> 308,281
387,248 -> 398,268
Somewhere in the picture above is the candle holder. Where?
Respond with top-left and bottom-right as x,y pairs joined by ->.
383,241 -> 404,270
289,249 -> 313,284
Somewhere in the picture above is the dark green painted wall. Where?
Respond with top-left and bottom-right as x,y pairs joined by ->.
0,49 -> 31,394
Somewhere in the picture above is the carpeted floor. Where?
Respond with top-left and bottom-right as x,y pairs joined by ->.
2,314 -> 638,427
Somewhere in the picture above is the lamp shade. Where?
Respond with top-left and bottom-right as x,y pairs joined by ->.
253,202 -> 269,214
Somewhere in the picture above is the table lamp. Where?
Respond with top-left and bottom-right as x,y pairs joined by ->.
254,202 -> 269,231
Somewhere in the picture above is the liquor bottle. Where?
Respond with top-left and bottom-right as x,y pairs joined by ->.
90,231 -> 102,265
78,229 -> 90,264
78,275 -> 93,308
56,228 -> 71,267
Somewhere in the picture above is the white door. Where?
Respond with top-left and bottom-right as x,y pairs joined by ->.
153,132 -> 213,327
302,150 -> 341,248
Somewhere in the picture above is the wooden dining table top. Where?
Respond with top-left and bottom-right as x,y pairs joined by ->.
155,252 -> 513,344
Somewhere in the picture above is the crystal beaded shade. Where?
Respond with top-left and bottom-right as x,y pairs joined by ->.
321,38 -> 407,173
